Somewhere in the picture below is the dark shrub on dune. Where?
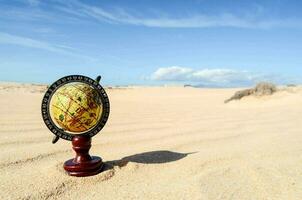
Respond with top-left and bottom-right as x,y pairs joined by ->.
224,82 -> 277,103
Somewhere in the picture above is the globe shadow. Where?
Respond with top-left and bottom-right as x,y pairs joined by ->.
103,150 -> 197,171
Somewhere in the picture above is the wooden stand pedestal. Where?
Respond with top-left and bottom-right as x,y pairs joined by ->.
63,136 -> 104,177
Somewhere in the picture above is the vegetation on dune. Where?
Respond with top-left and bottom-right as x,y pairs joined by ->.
224,82 -> 277,103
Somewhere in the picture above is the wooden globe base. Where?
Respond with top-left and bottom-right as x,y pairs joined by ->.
63,136 -> 104,177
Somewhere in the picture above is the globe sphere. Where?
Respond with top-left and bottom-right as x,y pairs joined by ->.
50,82 -> 102,133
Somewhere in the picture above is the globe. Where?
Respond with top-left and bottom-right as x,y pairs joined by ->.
50,82 -> 103,133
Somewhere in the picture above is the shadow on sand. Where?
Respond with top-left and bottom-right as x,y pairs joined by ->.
103,150 -> 196,171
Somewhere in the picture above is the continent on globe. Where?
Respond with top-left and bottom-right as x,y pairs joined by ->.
50,82 -> 103,133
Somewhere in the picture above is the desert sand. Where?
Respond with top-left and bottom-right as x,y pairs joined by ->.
1,83 -> 302,200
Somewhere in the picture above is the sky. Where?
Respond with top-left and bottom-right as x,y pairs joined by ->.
0,0 -> 301,86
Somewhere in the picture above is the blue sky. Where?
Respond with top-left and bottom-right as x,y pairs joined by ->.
0,0 -> 301,86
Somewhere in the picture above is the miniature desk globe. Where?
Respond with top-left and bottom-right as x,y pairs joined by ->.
41,75 -> 110,177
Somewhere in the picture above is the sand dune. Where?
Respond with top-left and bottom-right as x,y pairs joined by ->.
1,84 -> 302,199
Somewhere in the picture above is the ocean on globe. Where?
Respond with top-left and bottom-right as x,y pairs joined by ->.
50,82 -> 103,133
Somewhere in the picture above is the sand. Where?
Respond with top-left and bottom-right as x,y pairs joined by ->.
1,83 -> 302,200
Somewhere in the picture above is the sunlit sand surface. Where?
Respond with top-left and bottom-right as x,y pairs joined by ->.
1,83 -> 302,199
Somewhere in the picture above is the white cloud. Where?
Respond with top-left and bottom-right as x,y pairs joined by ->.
0,32 -> 94,60
0,32 -> 69,53
151,66 -> 193,81
27,0 -> 40,6
150,66 -> 269,86
191,69 -> 251,83
1,1 -> 300,29
54,1 -> 301,29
